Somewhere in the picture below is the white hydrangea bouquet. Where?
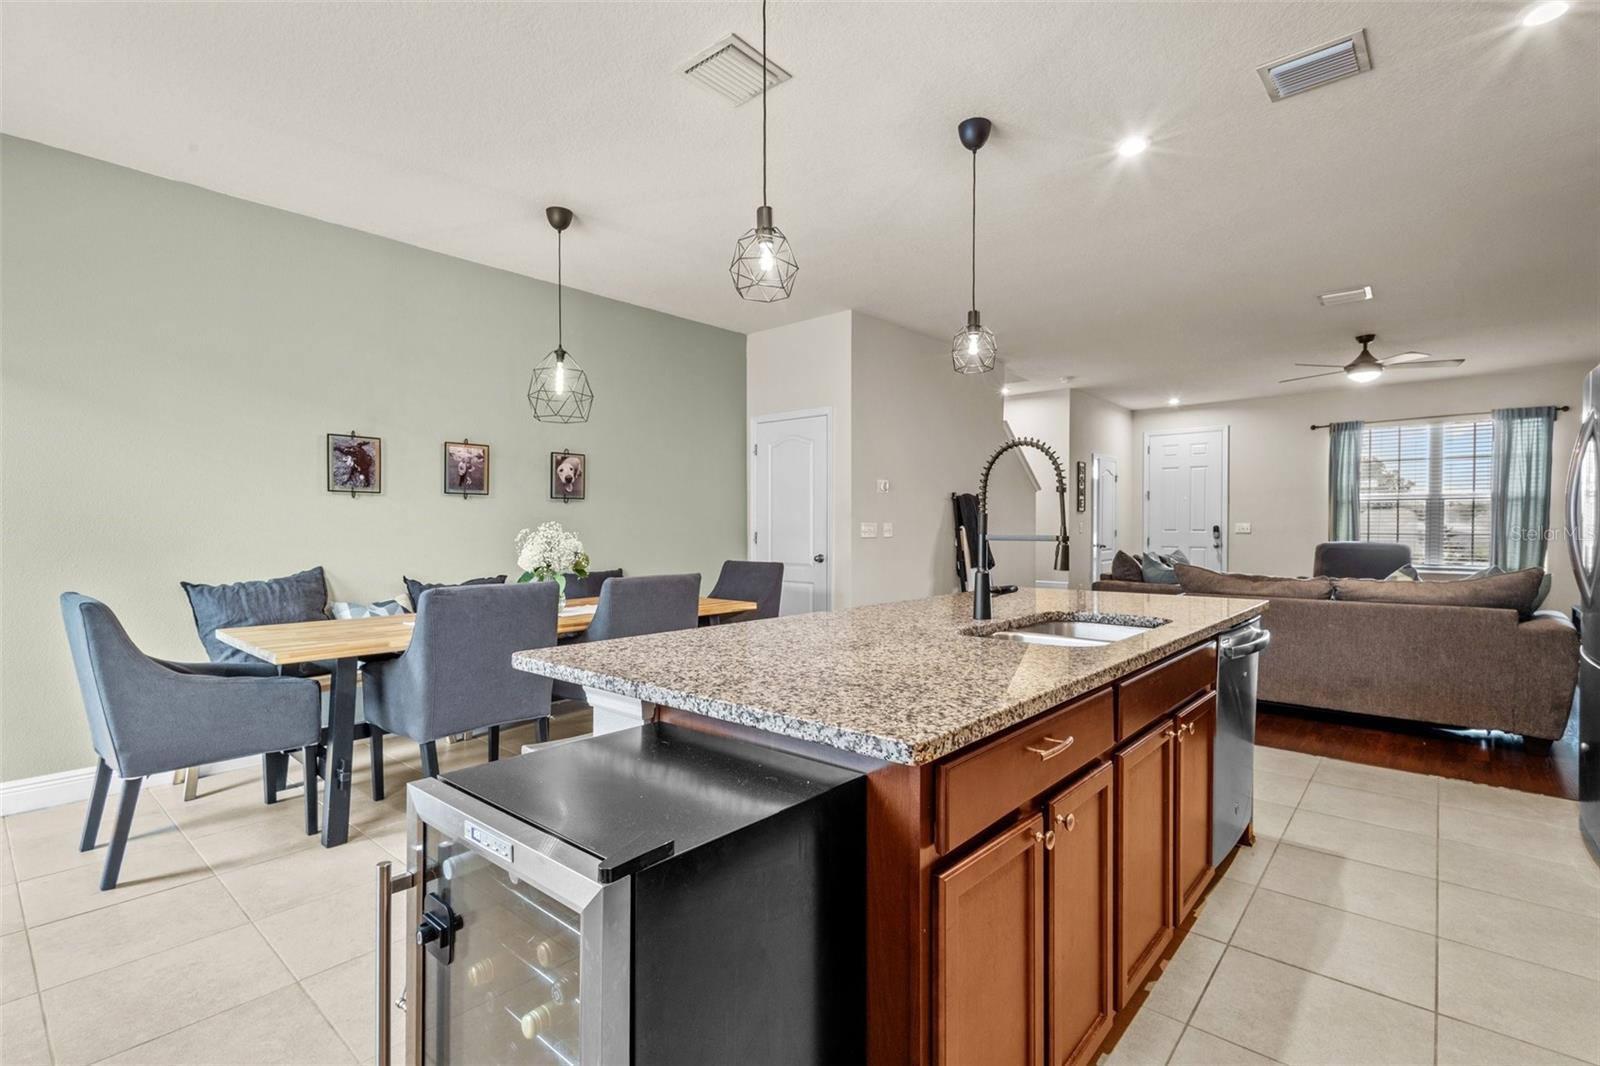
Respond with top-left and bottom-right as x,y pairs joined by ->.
515,521 -> 590,603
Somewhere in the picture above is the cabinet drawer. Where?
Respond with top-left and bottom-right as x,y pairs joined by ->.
937,689 -> 1115,853
1115,641 -> 1217,740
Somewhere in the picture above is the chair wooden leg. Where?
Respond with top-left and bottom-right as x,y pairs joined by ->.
370,730 -> 386,802
303,745 -> 320,836
487,726 -> 501,762
81,758 -> 112,852
170,768 -> 185,787
262,752 -> 288,805
100,777 -> 142,891
536,716 -> 551,744
419,741 -> 440,779
183,763 -> 200,802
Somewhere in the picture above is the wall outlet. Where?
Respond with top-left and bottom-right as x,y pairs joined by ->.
882,522 -> 894,538
1234,522 -> 1252,534
860,522 -> 878,539
876,478 -> 891,493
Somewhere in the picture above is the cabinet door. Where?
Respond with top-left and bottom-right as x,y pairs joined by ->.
936,814 -> 1046,1066
1046,764 -> 1115,1066
1174,692 -> 1218,922
1114,722 -> 1176,1008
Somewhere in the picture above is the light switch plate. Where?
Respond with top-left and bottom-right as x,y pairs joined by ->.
882,523 -> 894,538
860,522 -> 878,539
1234,522 -> 1252,534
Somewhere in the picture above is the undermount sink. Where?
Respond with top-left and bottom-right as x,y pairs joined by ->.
983,619 -> 1161,648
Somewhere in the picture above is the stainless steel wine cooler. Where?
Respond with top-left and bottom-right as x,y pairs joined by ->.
375,723 -> 865,1065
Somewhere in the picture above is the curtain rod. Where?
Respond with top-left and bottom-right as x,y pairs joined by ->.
1309,406 -> 1569,431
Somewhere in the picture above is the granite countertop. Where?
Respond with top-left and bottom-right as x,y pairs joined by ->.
512,589 -> 1266,766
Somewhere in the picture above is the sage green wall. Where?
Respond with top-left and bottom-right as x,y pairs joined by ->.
0,136 -> 747,781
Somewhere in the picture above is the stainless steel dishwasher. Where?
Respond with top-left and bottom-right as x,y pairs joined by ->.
1214,617 -> 1271,866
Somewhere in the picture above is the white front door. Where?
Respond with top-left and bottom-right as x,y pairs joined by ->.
1093,455 -> 1119,577
751,411 -> 830,614
1144,428 -> 1227,569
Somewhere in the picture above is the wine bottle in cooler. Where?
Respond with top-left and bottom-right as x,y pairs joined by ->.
512,998 -> 575,1042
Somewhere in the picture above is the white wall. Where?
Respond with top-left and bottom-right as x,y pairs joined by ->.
850,312 -> 1030,605
1130,361 -> 1594,610
0,136 -> 748,781
1004,390 -> 1074,582
746,311 -> 854,608
1068,391 -> 1135,587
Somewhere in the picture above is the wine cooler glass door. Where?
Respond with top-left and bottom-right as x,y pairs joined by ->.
423,836 -> 585,1066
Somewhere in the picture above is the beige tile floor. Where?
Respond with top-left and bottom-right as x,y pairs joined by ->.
3,729 -> 1597,1065
1103,746 -> 1600,1066
0,714 -> 582,1065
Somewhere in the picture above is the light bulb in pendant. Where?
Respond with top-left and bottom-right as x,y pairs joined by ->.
758,240 -> 777,276
554,354 -> 566,395
967,331 -> 981,356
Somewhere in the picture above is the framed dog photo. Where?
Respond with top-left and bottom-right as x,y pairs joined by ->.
443,440 -> 490,497
550,450 -> 586,502
327,433 -> 382,494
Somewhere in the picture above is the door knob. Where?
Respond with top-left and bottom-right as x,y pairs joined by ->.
813,553 -> 825,563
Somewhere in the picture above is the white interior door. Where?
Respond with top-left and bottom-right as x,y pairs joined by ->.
1093,455 -> 1119,577
751,411 -> 830,614
1144,428 -> 1227,569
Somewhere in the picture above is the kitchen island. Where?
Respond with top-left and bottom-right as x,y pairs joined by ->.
512,588 -> 1266,1065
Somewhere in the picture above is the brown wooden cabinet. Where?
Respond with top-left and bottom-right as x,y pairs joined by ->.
1045,764 -> 1116,1066
1174,692 -> 1217,923
935,814 -> 1046,1066
1113,720 -> 1176,1008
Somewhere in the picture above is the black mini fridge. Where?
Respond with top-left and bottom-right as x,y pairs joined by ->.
375,722 -> 865,1065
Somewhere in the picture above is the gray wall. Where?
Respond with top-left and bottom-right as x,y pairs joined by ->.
0,136 -> 747,781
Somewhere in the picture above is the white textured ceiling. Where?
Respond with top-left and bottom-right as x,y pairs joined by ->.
3,2 -> 1597,409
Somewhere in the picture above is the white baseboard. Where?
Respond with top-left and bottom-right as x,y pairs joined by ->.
0,755 -> 258,816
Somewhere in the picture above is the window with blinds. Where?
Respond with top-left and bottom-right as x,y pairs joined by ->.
1356,418 -> 1492,568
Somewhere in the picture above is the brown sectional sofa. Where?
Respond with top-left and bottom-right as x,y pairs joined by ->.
1092,563 -> 1578,741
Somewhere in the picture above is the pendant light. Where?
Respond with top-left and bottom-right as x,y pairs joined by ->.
729,0 -> 797,301
528,206 -> 594,423
952,117 -> 997,374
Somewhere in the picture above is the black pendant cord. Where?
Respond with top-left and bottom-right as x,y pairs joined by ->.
970,149 -> 977,314
556,229 -> 563,353
761,0 -> 768,207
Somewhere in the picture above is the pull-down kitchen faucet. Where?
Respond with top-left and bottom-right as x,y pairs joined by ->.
972,436 -> 1070,620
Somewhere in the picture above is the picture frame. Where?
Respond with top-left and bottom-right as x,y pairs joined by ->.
550,450 -> 586,502
443,440 -> 490,498
327,432 -> 382,495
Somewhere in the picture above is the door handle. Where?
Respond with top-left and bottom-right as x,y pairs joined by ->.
1566,415 -> 1596,605
813,553 -> 825,563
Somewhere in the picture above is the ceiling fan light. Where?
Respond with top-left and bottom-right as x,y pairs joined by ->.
1346,365 -> 1383,384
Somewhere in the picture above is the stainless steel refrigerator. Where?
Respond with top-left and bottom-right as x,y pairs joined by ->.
1564,365 -> 1600,864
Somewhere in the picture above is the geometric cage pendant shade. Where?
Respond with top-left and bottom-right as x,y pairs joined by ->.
730,206 -> 798,302
527,348 -> 593,424
951,311 -> 998,374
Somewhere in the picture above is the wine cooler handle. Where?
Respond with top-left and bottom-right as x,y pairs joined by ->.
375,857 -> 422,1066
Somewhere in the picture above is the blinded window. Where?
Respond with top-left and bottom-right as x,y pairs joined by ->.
1356,418 -> 1491,568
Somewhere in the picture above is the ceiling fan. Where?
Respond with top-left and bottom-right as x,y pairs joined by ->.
1280,334 -> 1465,385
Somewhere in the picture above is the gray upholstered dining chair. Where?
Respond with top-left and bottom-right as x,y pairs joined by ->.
552,574 -> 700,703
60,593 -> 323,890
361,581 -> 559,777
562,567 -> 623,600
707,560 -> 784,621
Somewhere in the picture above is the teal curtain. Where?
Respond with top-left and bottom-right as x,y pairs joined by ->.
1328,421 -> 1364,541
1491,406 -> 1556,570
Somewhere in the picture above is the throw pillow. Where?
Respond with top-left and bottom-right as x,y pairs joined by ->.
181,566 -> 329,664
1384,564 -> 1421,582
1110,551 -> 1144,582
1140,552 -> 1180,584
404,574 -> 507,612
1333,566 -> 1545,616
1173,563 -> 1336,600
330,599 -> 409,620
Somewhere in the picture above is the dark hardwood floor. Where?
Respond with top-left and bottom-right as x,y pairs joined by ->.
1257,700 -> 1580,799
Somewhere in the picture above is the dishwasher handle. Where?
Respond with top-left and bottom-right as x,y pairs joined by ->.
1221,629 -> 1271,660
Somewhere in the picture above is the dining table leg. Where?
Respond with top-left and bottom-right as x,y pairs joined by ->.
321,656 -> 359,847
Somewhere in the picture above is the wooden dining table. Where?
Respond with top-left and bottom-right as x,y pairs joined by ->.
215,594 -> 758,847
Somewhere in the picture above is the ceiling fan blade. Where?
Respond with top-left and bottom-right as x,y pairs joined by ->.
1279,370 -> 1345,383
1388,359 -> 1466,369
1381,351 -> 1432,365
1293,363 -> 1348,368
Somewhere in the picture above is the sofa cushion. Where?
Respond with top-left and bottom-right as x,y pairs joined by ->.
403,574 -> 506,612
1110,551 -> 1144,583
1333,566 -> 1546,616
1173,564 -> 1334,600
181,566 -> 329,664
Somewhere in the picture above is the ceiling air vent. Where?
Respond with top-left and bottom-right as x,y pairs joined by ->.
681,34 -> 790,106
1319,285 -> 1374,306
1258,30 -> 1371,102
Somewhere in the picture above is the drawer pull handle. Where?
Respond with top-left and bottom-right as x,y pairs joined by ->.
1163,729 -> 1177,740
1025,735 -> 1075,760
1057,812 -> 1076,832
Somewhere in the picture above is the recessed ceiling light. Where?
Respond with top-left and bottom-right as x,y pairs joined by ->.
1000,386 -> 1011,396
1116,134 -> 1150,158
1522,1 -> 1569,26
1319,285 -> 1373,306
1167,397 -> 1181,406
